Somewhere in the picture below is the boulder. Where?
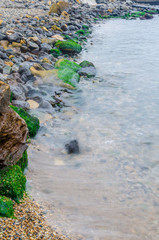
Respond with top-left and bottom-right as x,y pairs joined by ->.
49,1 -> 71,15
0,81 -> 28,168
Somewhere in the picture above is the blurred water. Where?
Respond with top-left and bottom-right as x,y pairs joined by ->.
27,17 -> 159,239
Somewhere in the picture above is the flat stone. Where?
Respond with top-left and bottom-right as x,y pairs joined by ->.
27,99 -> 39,109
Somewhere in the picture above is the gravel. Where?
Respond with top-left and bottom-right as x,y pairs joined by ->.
0,194 -> 70,240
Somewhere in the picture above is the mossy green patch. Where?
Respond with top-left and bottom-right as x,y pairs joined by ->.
75,29 -> 90,36
16,150 -> 28,172
0,165 -> 26,203
55,59 -> 81,72
57,68 -> 80,88
82,25 -> 89,30
55,40 -> 82,55
50,48 -> 61,58
122,11 -> 146,19
79,60 -> 94,68
0,196 -> 14,218
10,105 -> 40,138
98,10 -> 158,20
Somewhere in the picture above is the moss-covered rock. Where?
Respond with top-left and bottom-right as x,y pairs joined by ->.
50,48 -> 61,58
55,59 -> 81,72
54,58 -> 81,87
16,150 -> 28,172
0,195 -> 14,218
55,40 -> 82,55
75,29 -> 90,37
79,61 -> 96,78
57,68 -> 80,88
10,106 -> 40,138
0,165 -> 26,203
79,61 -> 95,68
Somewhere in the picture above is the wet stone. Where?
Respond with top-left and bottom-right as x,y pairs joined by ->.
65,140 -> 80,154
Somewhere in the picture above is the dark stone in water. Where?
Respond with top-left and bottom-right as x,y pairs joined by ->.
140,14 -> 153,20
65,140 -> 80,154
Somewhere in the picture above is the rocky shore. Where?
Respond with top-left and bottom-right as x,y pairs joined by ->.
0,0 -> 158,239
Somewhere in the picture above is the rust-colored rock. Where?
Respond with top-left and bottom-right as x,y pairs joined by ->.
0,81 -> 10,113
0,81 -> 28,168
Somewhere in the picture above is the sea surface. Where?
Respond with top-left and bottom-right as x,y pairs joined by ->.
27,17 -> 159,240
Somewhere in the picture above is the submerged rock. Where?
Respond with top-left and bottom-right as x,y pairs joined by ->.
65,140 -> 80,154
55,58 -> 81,87
79,60 -> 96,78
140,14 -> 153,20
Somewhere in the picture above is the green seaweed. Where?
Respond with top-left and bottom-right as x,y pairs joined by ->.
10,106 -> 40,138
79,60 -> 94,68
0,196 -> 14,218
0,165 -> 26,203
57,68 -> 80,88
75,29 -> 89,36
62,34 -> 72,40
16,150 -> 28,172
50,48 -> 61,58
55,59 -> 81,72
98,10 -> 157,20
55,40 -> 82,55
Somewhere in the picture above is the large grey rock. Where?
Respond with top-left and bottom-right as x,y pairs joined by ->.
7,32 -> 22,43
12,100 -> 30,110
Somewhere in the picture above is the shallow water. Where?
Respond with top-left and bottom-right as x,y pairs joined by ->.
27,17 -> 159,239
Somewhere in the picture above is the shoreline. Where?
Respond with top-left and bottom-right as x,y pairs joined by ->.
0,0 -> 159,239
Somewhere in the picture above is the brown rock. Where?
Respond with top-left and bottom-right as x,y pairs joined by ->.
5,61 -> 14,67
48,1 -> 71,15
61,11 -> 69,21
0,81 -> 28,168
0,81 -> 10,113
0,40 -> 9,49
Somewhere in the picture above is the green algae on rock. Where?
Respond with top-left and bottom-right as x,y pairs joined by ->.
16,150 -> 28,172
57,68 -> 80,88
0,165 -> 26,203
79,60 -> 96,78
55,40 -> 82,55
50,48 -> 61,58
79,60 -> 95,68
54,58 -> 81,88
75,28 -> 91,37
55,58 -> 81,72
10,106 -> 40,138
0,196 -> 14,218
